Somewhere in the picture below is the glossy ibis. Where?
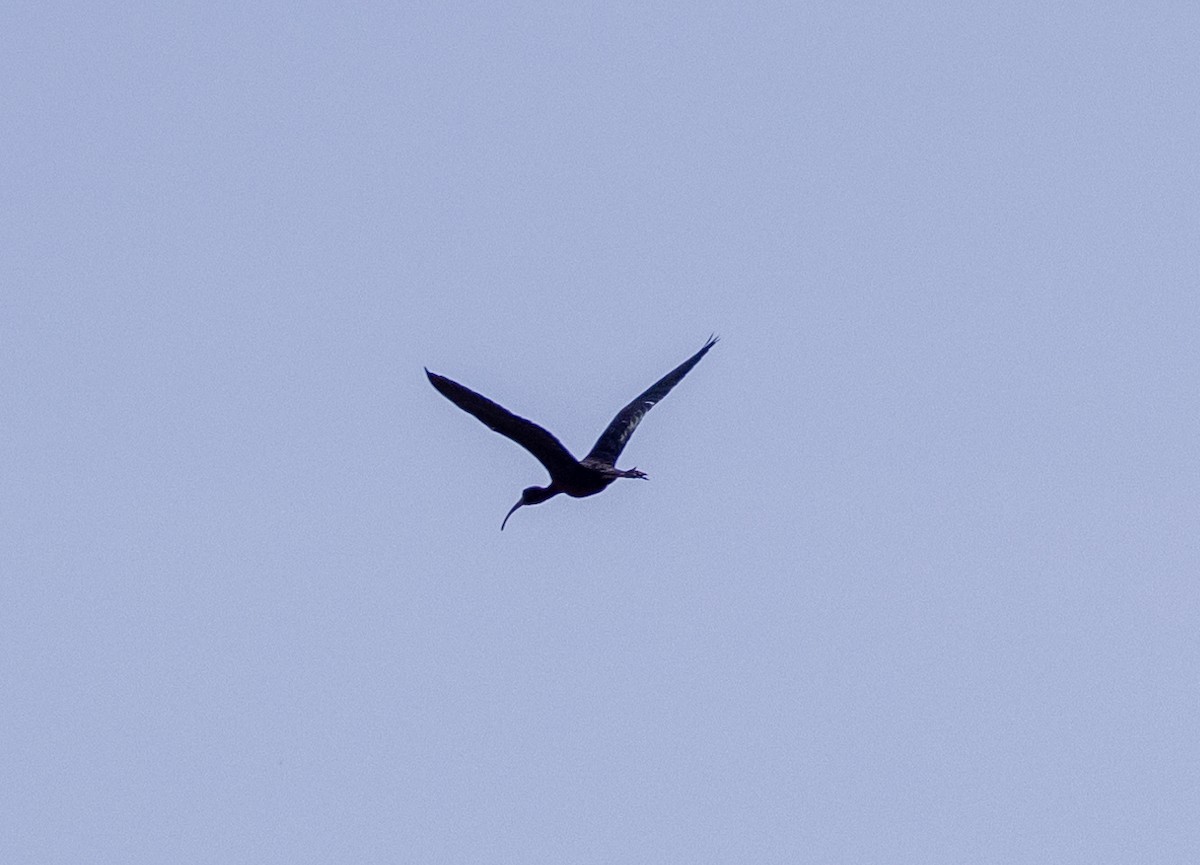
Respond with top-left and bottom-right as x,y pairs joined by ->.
426,335 -> 718,530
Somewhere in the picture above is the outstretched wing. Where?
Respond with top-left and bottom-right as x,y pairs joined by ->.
585,335 -> 718,467
426,370 -> 579,479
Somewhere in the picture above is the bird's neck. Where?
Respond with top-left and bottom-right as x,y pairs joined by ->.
526,485 -> 561,505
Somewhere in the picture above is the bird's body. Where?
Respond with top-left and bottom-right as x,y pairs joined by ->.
426,335 -> 717,529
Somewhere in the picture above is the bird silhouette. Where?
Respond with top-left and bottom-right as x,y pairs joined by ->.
426,335 -> 718,530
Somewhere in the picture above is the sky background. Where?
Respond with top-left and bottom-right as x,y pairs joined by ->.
3,2 -> 1198,862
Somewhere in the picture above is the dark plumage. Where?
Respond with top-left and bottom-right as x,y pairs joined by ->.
426,335 -> 718,529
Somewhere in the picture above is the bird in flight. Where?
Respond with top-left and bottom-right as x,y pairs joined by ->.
426,335 -> 718,530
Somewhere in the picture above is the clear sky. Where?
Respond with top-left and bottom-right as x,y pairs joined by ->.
4,2 -> 1197,862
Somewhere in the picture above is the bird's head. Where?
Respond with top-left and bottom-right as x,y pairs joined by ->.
501,485 -> 558,531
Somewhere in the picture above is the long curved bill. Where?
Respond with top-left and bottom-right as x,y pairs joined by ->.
501,499 -> 523,531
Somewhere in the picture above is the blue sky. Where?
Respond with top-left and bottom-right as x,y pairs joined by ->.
4,2 -> 1198,862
